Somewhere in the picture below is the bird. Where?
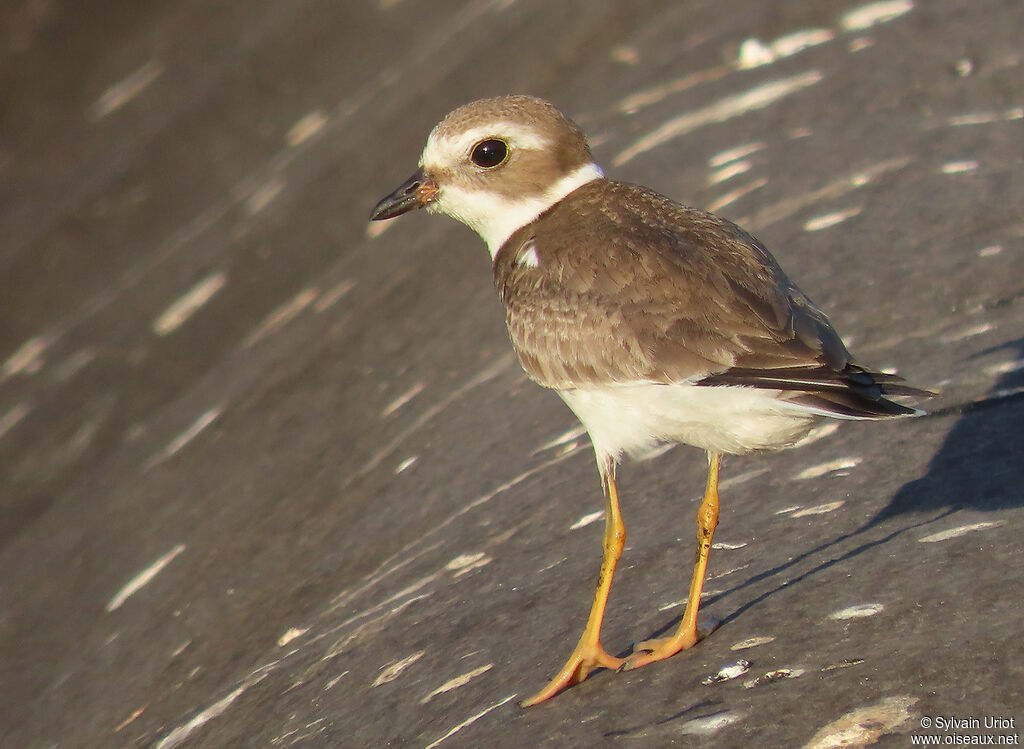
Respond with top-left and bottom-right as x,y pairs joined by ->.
370,95 -> 927,707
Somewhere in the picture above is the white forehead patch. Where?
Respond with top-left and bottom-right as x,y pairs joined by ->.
421,122 -> 552,170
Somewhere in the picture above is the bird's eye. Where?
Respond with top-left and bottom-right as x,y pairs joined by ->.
470,139 -> 509,169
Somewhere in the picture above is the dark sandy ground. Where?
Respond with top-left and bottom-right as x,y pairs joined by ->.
1,1 -> 1022,746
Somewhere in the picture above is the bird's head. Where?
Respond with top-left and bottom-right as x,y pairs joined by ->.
371,95 -> 603,255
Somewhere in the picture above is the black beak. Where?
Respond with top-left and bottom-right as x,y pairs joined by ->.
370,167 -> 440,221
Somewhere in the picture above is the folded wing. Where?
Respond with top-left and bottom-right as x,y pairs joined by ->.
495,180 -> 928,419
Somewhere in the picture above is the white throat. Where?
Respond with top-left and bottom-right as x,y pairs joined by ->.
435,162 -> 604,257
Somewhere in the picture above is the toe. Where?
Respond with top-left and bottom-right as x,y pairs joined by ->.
521,646 -> 623,706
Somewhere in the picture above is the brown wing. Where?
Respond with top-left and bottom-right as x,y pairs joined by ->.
494,180 -> 924,417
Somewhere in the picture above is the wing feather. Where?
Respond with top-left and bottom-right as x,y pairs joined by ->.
494,180 -> 926,417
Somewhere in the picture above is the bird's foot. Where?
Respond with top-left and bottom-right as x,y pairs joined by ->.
520,642 -> 623,707
618,631 -> 698,671
619,614 -> 720,671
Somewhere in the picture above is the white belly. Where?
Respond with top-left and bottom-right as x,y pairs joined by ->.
558,383 -> 818,464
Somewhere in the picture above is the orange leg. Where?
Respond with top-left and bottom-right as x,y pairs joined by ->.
521,465 -> 626,706
621,451 -> 721,671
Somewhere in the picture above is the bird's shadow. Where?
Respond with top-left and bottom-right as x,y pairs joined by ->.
873,336 -> 1024,519
641,336 -> 1024,641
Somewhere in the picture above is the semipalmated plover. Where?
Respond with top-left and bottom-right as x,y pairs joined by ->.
371,95 -> 926,706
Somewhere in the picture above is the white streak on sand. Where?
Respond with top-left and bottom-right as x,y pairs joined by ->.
803,696 -> 918,749
947,107 -> 1024,127
355,356 -> 511,480
706,178 -> 769,212
986,359 -> 1024,376
771,29 -> 836,58
570,510 -> 604,530
707,563 -> 749,580
146,407 -> 222,468
534,425 -> 587,454
918,521 -> 1004,543
325,588 -> 435,660
153,673 -> 267,749
313,279 -> 356,312
420,664 -> 493,704
382,382 -> 427,417
2,336 -> 50,379
791,501 -> 845,518
840,1 -> 914,32
829,602 -> 884,620
940,322 -> 994,343
679,710 -> 744,736
89,59 -> 164,120
278,627 -> 309,647
423,694 -> 518,749
445,554 -> 483,571
847,37 -> 875,53
152,272 -> 228,335
286,110 -> 329,147
794,422 -> 840,447
610,45 -> 640,66
793,457 -> 861,480
613,71 -> 823,165
614,65 -> 732,114
736,29 -> 834,69
53,349 -> 96,382
718,467 -> 768,491
106,544 -> 186,612
0,403 -> 31,440
803,206 -> 862,231
731,635 -> 776,650
736,39 -> 775,70
741,157 -> 909,230
394,456 -> 418,474
366,219 -> 395,239
445,552 -> 491,576
243,288 -> 319,348
372,651 -> 425,687
709,142 -> 766,167
332,443 -> 582,622
940,160 -> 978,174
114,705 -> 147,732
708,160 -> 752,185
245,176 -> 287,214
